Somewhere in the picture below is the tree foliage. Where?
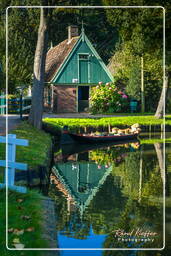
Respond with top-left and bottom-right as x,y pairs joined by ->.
0,0 -> 40,92
104,2 -> 165,112
0,0 -> 118,94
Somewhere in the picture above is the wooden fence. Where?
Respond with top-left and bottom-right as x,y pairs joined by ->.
0,94 -> 32,118
0,93 -> 52,117
0,134 -> 29,193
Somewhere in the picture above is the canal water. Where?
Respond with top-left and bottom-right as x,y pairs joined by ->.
49,133 -> 171,255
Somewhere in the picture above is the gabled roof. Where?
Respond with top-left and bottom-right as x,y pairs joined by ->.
52,162 -> 113,215
45,37 -> 79,82
45,29 -> 114,83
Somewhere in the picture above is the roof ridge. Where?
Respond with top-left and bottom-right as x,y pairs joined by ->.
48,36 -> 79,52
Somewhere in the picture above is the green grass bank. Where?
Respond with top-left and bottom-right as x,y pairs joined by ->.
0,121 -> 53,186
0,121 -> 54,254
0,189 -> 49,256
0,121 -> 52,168
43,115 -> 171,134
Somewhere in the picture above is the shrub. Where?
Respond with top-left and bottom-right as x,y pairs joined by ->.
90,82 -> 129,114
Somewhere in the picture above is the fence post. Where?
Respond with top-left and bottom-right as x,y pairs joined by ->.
2,92 -> 5,115
5,134 -> 16,186
0,92 -> 5,115
0,93 -> 2,115
19,93 -> 23,120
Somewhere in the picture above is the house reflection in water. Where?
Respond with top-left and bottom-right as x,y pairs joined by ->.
51,151 -> 113,217
50,141 -> 165,250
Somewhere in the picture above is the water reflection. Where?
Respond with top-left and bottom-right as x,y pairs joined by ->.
49,140 -> 168,251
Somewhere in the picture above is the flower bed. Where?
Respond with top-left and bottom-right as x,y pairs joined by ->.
90,82 -> 129,114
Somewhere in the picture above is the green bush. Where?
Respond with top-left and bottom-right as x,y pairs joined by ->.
90,82 -> 129,114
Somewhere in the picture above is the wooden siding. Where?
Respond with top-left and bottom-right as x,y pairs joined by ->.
53,41 -> 112,84
79,59 -> 88,83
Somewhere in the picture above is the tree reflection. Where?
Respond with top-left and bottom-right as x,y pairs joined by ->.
49,142 -> 165,250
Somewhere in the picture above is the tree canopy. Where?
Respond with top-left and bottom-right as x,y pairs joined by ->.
0,0 -> 118,93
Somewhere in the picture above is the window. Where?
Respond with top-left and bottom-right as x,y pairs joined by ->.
79,54 -> 89,60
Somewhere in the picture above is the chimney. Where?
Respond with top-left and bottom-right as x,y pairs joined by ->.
68,25 -> 79,42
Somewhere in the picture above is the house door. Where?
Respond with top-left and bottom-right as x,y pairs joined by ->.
78,86 -> 89,112
79,54 -> 89,83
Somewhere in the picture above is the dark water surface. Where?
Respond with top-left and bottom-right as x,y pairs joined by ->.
49,133 -> 171,255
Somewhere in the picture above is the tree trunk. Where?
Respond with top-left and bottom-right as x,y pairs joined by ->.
138,148 -> 143,203
28,7 -> 48,129
141,56 -> 145,113
155,73 -> 169,119
154,143 -> 164,183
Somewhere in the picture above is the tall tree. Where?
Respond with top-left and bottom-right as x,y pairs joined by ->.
155,1 -> 171,118
155,71 -> 169,118
28,5 -> 49,129
103,1 -> 166,114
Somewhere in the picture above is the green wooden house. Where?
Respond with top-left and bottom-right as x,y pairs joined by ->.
45,25 -> 113,113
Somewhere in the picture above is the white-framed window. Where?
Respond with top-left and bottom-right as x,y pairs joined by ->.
79,54 -> 89,60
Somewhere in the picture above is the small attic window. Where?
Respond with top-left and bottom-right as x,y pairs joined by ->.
79,54 -> 89,60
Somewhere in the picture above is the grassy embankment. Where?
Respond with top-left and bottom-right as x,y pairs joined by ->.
43,115 -> 171,132
0,122 -> 52,255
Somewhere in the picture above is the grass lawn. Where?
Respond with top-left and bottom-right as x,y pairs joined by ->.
0,121 -> 52,169
0,121 -> 53,255
0,189 -> 48,255
43,115 -> 171,133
